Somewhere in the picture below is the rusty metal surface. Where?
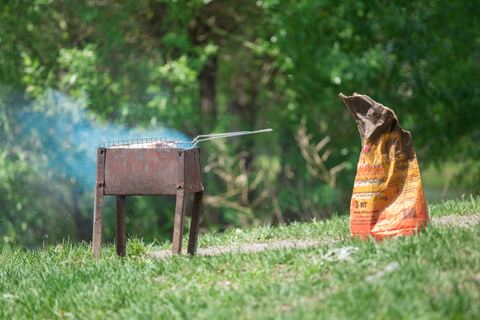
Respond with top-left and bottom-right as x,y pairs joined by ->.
93,146 -> 204,257
92,148 -> 106,258
187,191 -> 203,255
183,148 -> 204,193
116,195 -> 126,257
172,151 -> 186,254
102,147 -> 203,196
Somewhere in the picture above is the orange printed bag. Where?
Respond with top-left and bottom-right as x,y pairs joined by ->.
340,93 -> 429,240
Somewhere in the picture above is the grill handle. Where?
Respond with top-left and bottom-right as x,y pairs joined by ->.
190,128 -> 273,148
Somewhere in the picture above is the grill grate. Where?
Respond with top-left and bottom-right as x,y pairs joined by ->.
100,137 -> 193,149
99,128 -> 273,150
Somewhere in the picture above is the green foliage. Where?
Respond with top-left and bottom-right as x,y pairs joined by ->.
125,235 -> 154,258
0,0 -> 479,246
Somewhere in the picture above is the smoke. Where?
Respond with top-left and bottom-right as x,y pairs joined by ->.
15,90 -> 191,191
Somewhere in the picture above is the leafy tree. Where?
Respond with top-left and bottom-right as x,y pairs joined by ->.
0,0 -> 478,246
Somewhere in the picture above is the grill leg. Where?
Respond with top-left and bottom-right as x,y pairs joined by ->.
187,191 -> 203,255
116,195 -> 127,257
92,186 -> 104,258
172,189 -> 187,254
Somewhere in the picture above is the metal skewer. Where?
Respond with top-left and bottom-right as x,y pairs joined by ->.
189,128 -> 273,148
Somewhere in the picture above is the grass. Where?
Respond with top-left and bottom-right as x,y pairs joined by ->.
1,197 -> 479,319
429,194 -> 480,217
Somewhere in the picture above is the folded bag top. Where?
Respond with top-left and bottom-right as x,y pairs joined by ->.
340,93 -> 429,240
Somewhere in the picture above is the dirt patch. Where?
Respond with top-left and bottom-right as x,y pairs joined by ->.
430,213 -> 480,229
149,239 -> 335,259
149,213 -> 480,259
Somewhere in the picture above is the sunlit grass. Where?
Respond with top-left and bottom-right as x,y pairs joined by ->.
0,197 -> 479,319
195,214 -> 349,249
429,194 -> 480,217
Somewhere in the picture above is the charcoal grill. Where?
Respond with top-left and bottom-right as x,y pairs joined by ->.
92,129 -> 272,258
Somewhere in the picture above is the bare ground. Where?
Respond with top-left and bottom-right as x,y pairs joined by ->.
149,213 -> 480,259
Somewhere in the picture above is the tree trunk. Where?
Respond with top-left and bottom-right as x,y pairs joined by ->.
198,56 -> 217,132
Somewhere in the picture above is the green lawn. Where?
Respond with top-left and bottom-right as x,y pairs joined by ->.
1,196 -> 479,319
